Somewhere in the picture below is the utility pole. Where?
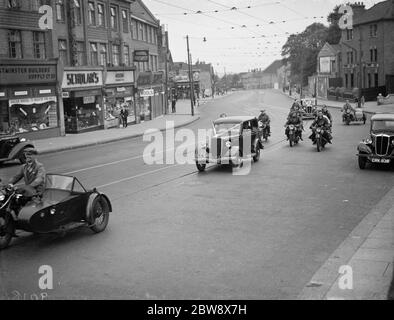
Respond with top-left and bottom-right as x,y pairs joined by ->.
358,26 -> 363,108
164,28 -> 169,115
186,35 -> 194,116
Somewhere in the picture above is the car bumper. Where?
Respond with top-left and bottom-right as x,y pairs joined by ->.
357,153 -> 394,163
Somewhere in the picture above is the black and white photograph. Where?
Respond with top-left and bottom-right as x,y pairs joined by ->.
0,0 -> 393,304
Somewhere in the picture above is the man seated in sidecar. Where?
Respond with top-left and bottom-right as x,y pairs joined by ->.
341,100 -> 355,121
8,148 -> 46,202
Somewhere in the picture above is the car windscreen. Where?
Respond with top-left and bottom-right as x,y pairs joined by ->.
372,120 -> 394,132
214,123 -> 241,136
46,175 -> 74,191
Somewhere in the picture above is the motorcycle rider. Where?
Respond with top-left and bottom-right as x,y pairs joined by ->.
309,111 -> 332,144
258,110 -> 271,137
285,112 -> 303,141
321,105 -> 332,124
341,100 -> 355,121
8,148 -> 46,200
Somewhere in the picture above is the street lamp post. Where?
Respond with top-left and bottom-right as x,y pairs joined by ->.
186,35 -> 194,116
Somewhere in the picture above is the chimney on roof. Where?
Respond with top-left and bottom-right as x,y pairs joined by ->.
351,2 -> 366,17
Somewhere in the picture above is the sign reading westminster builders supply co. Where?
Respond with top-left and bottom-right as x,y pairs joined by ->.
62,70 -> 103,89
0,65 -> 57,85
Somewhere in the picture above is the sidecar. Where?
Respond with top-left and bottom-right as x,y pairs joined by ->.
17,174 -> 112,235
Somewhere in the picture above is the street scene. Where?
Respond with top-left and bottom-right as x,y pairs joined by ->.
0,0 -> 393,301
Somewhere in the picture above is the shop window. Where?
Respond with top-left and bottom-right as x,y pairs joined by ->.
123,45 -> 130,66
64,97 -> 102,133
8,30 -> 22,59
73,0 -> 82,25
9,101 -> 58,133
112,44 -> 120,66
97,3 -> 105,27
58,39 -> 68,65
105,97 -> 135,124
110,7 -> 117,30
76,41 -> 86,66
122,9 -> 128,33
90,43 -> 98,66
33,31 -> 46,59
56,0 -> 65,21
88,2 -> 95,25
99,44 -> 107,66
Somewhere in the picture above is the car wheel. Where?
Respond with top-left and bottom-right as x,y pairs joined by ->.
231,152 -> 243,168
0,215 -> 14,250
90,197 -> 110,234
253,146 -> 260,162
358,155 -> 367,170
196,162 -> 207,172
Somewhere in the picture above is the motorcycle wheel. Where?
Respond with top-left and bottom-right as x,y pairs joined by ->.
358,156 -> 367,170
90,197 -> 110,234
289,134 -> 294,147
316,139 -> 321,152
345,120 -> 350,125
196,162 -> 207,172
0,215 -> 14,250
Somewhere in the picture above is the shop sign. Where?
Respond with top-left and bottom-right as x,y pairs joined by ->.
39,89 -> 52,94
0,92 -> 5,97
117,87 -> 126,92
133,50 -> 149,62
0,65 -> 57,85
83,96 -> 96,104
106,71 -> 134,85
140,89 -> 154,97
14,91 -> 28,96
62,92 -> 70,98
9,96 -> 57,107
62,70 -> 103,89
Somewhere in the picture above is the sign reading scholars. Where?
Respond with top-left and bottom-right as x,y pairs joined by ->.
62,70 -> 103,89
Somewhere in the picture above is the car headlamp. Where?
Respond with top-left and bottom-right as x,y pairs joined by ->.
20,138 -> 26,142
225,141 -> 232,148
365,138 -> 373,144
50,208 -> 56,215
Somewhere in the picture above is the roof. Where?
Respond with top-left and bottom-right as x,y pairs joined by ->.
263,60 -> 284,74
130,0 -> 159,26
354,1 -> 394,26
214,116 -> 257,124
371,113 -> 394,121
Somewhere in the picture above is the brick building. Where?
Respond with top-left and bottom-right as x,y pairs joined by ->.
339,1 -> 394,100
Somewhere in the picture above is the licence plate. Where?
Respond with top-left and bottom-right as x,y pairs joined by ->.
372,158 -> 390,164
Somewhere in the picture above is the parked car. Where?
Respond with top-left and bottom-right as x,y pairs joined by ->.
357,113 -> 394,169
195,116 -> 264,172
0,174 -> 112,250
0,134 -> 35,165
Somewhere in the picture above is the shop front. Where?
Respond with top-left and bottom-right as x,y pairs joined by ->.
62,68 -> 104,134
136,71 -> 165,122
104,68 -> 136,129
0,60 -> 61,140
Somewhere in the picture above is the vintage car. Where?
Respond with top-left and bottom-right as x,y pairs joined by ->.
195,116 -> 264,172
0,174 -> 112,250
0,134 -> 35,165
357,113 -> 394,169
300,98 -> 317,120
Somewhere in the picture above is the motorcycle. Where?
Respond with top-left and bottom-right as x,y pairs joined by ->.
312,126 -> 330,152
287,124 -> 301,147
343,108 -> 366,125
258,121 -> 270,142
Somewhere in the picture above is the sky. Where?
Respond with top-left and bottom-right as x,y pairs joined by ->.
143,0 -> 384,75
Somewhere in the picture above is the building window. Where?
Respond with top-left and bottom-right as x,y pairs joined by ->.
144,24 -> 147,41
97,3 -> 105,27
56,0 -> 65,21
374,48 -> 378,62
374,73 -> 378,87
122,10 -> 128,33
152,27 -> 156,44
90,43 -> 98,66
123,45 -> 130,66
88,2 -> 95,25
58,40 -> 68,65
138,22 -> 143,41
8,30 -> 22,58
130,18 -> 137,39
345,74 -> 349,88
346,29 -> 353,41
147,26 -> 151,43
368,73 -> 371,88
370,24 -> 377,37
112,44 -> 120,66
31,0 -> 45,11
33,31 -> 46,59
350,73 -> 354,88
73,0 -> 82,25
76,42 -> 85,66
110,7 -> 117,30
99,44 -> 107,66
6,0 -> 21,9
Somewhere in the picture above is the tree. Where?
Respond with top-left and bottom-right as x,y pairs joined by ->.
326,4 -> 345,44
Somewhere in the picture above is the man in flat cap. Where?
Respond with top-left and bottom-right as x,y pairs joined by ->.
8,148 -> 46,199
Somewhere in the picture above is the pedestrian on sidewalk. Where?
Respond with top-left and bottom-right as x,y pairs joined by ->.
171,95 -> 177,113
120,107 -> 129,128
361,95 -> 365,108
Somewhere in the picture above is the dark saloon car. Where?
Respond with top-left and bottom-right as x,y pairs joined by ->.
357,113 -> 394,169
195,116 -> 264,172
0,134 -> 35,165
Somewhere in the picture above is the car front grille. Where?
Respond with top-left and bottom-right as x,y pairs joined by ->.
375,135 -> 390,156
306,106 -> 312,114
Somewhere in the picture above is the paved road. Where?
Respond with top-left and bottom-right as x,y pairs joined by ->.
1,89 -> 393,299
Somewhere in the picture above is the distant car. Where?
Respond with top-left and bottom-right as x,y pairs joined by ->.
0,134 -> 35,165
301,98 -> 317,119
357,113 -> 394,169
195,116 -> 264,172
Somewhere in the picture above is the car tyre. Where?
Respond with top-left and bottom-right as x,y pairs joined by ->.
358,156 -> 367,170
196,162 -> 207,172
90,197 -> 110,234
253,146 -> 260,162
